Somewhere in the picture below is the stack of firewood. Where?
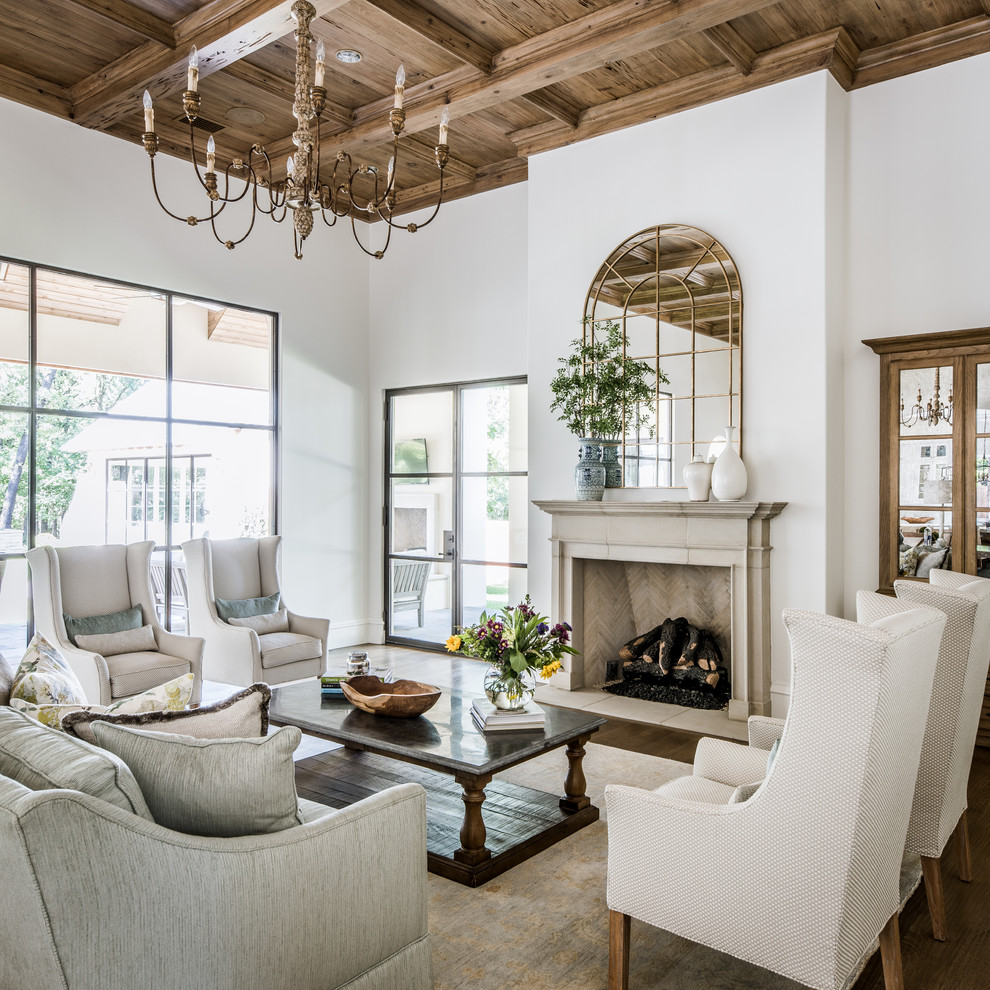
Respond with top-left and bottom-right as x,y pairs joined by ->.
619,616 -> 725,690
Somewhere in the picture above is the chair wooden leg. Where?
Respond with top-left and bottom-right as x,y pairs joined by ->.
921,854 -> 947,941
608,910 -> 630,990
956,810 -> 973,883
878,911 -> 905,990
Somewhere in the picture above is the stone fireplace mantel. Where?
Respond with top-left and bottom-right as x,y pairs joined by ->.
533,500 -> 787,721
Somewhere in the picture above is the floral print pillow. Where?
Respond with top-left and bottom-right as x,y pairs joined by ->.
104,672 -> 195,714
9,634 -> 88,706
9,698 -> 107,730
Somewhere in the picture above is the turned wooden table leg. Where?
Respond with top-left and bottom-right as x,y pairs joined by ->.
453,771 -> 492,866
560,732 -> 593,812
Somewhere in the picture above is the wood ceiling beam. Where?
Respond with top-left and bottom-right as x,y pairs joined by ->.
355,0 -> 494,74
260,0 -> 780,163
509,28 -> 854,158
519,89 -> 581,128
388,156 -> 527,217
224,60 -> 353,129
0,64 -> 71,119
70,0 -> 349,130
703,23 -> 756,74
62,0 -> 175,47
853,16 -> 990,89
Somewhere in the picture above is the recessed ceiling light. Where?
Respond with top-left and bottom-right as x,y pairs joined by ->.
226,107 -> 266,125
336,49 -> 362,64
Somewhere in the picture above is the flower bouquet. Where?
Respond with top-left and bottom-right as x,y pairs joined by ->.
446,596 -> 578,709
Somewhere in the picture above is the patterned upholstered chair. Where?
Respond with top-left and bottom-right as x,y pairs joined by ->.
182,536 -> 328,687
26,542 -> 203,706
691,574 -> 990,943
606,601 -> 945,990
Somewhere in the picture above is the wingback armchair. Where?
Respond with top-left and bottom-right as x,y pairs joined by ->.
26,542 -> 203,706
182,536 -> 328,686
606,601 -> 945,990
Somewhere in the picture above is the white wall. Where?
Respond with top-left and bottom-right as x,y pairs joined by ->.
528,73 -> 834,710
0,96 -> 372,646
843,53 -> 990,614
366,183 -> 529,638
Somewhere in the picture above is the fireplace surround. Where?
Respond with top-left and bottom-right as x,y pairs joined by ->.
534,500 -> 786,720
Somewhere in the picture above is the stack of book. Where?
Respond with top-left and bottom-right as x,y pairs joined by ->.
470,697 -> 546,732
320,665 -> 393,695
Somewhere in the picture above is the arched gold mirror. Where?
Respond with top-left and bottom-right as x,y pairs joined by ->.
584,224 -> 742,488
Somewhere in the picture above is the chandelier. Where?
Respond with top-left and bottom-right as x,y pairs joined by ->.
900,366 -> 953,428
139,0 -> 449,260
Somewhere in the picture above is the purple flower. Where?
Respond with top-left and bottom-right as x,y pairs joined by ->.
538,622 -> 549,634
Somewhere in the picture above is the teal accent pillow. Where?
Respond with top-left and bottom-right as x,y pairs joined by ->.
63,605 -> 143,647
215,592 -> 281,623
767,737 -> 781,774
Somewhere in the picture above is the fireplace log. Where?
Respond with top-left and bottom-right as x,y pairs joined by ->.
618,621 -> 668,662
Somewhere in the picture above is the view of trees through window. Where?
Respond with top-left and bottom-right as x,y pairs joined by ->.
0,260 -> 277,650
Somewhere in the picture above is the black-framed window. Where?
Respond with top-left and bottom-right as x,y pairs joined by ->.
0,258 -> 278,646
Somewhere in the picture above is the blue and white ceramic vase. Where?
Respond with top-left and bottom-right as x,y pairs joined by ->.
601,441 -> 622,488
574,439 -> 606,501
711,425 -> 748,501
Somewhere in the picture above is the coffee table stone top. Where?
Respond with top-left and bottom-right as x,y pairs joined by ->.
269,655 -> 605,776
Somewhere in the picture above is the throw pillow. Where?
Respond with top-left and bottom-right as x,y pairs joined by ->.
90,721 -> 303,837
75,624 -> 159,658
215,592 -> 281,623
104,672 -> 195,714
64,604 -> 143,646
64,683 -> 270,745
9,634 -> 88,707
915,547 -> 948,579
228,607 -> 290,634
10,698 -> 107,731
0,651 -> 13,706
729,780 -> 763,804
898,547 -> 919,577
0,707 -> 151,819
766,737 -> 781,774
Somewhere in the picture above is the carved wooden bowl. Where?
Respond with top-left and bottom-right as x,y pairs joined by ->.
340,676 -> 442,718
901,516 -> 935,525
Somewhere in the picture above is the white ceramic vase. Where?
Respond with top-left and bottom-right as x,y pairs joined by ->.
711,425 -> 748,501
682,455 -> 713,501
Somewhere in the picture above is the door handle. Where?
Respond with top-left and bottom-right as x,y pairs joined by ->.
443,530 -> 455,559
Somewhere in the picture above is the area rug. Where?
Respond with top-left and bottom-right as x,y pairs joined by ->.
428,742 -> 921,990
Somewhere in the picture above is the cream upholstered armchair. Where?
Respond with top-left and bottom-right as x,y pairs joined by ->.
182,536 -> 328,687
26,542 -> 203,706
606,601 -> 945,990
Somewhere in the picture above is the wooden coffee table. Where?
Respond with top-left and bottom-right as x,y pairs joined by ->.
269,658 -> 605,887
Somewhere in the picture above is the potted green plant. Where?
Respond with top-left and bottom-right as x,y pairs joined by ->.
549,319 -> 664,499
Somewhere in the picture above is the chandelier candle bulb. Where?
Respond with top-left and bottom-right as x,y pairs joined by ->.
205,135 -> 215,174
187,46 -> 199,93
142,90 -> 154,131
394,64 -> 405,109
438,106 -> 449,144
286,155 -> 294,176
314,38 -> 325,87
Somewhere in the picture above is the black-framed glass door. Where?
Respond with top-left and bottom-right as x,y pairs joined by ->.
385,377 -> 527,648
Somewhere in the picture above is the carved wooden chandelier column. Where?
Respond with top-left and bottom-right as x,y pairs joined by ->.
141,0 -> 449,260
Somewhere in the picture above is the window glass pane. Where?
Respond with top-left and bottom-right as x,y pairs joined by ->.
171,424 -> 271,539
42,417 -> 167,546
979,511 -> 990,579
0,411 -> 29,553
0,557 -> 29,654
390,478 -> 450,556
389,558 -> 449,644
899,366 -> 953,436
899,438 -> 952,507
36,269 -> 165,416
391,391 -> 451,475
461,476 -> 527,564
171,299 -> 272,426
460,563 -> 527,626
461,383 -> 527,473
0,262 -> 31,406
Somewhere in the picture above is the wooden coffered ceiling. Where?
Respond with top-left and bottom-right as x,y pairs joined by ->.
4,0 -> 990,219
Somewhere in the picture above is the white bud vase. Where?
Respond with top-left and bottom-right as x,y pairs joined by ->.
711,425 -> 747,501
683,455 -> 713,501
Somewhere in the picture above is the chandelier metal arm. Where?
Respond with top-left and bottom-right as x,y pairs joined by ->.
140,0 -> 448,258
